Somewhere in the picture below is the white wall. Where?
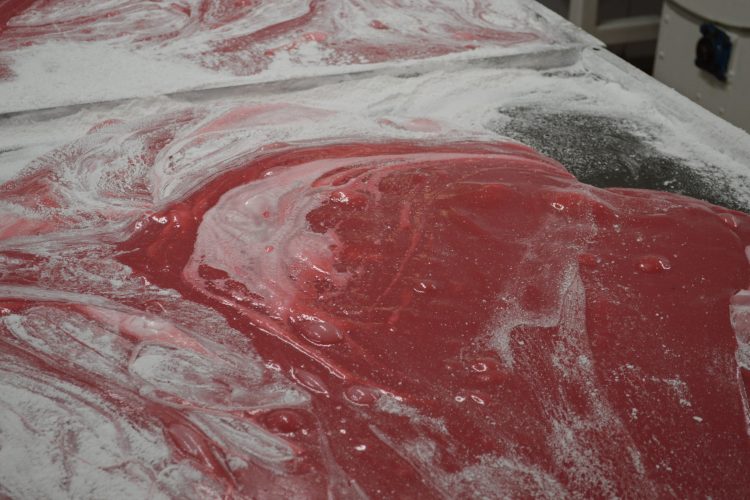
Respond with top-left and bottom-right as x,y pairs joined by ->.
538,0 -> 664,71
537,0 -> 663,20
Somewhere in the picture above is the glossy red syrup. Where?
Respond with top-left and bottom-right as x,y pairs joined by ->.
109,141 -> 750,497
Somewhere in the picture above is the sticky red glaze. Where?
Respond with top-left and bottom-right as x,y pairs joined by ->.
0,0 -> 538,78
0,0 -> 36,34
105,141 -> 750,497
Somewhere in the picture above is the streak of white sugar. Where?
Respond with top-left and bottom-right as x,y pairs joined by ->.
0,361 -> 174,499
1,42 -> 235,114
0,0 -> 584,115
729,248 -> 750,436
3,56 -> 749,208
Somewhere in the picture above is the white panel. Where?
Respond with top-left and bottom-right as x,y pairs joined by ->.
672,0 -> 750,28
654,1 -> 750,131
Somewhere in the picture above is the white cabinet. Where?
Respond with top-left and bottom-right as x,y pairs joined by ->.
654,1 -> 750,132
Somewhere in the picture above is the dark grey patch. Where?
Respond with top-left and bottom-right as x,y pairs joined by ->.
489,107 -> 747,212
395,72 -> 422,79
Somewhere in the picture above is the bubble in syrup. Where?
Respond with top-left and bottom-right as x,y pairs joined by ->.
413,280 -> 438,294
637,255 -> 672,274
467,356 -> 508,384
719,213 -> 739,229
264,409 -> 304,434
291,367 -> 329,395
470,394 -> 485,405
294,319 -> 343,345
344,385 -> 380,406
471,362 -> 488,372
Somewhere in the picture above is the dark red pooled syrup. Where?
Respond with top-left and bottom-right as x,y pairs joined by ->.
113,140 -> 750,497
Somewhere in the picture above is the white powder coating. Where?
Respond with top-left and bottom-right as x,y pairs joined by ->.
0,42 -> 229,114
0,369 -> 171,499
0,46 -> 748,500
0,1 -> 749,499
730,250 -> 750,437
0,0 -> 596,114
369,429 -> 568,498
732,290 -> 750,372
2,49 -> 749,209
0,277 -> 312,497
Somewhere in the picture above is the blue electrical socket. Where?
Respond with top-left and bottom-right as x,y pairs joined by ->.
695,23 -> 732,82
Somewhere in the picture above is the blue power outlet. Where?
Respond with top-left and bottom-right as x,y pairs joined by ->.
695,23 -> 732,82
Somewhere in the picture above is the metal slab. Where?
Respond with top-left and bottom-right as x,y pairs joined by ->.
0,0 -> 599,114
